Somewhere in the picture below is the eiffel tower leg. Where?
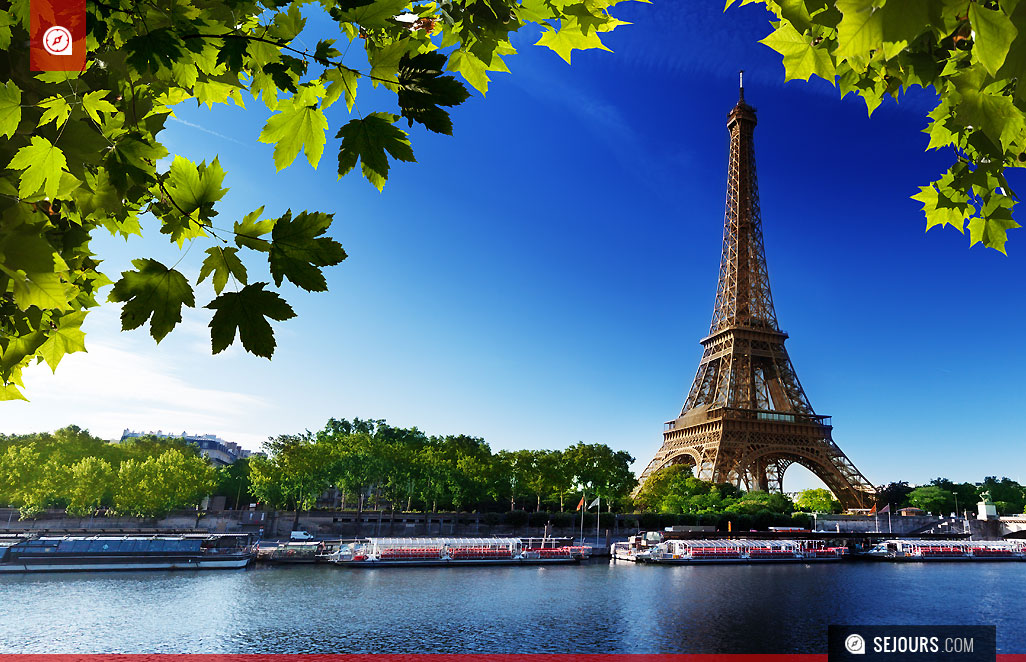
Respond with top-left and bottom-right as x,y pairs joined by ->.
766,459 -> 791,494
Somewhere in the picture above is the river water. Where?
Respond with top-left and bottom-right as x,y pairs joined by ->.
1,560 -> 1024,654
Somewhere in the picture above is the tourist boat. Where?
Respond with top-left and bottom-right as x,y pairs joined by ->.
0,535 -> 252,572
612,538 -> 847,564
331,537 -> 591,566
863,539 -> 1026,561
254,540 -> 326,564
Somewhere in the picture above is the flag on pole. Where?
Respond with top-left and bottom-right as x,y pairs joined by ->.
878,504 -> 891,514
576,496 -> 585,511
588,498 -> 600,510
869,503 -> 877,515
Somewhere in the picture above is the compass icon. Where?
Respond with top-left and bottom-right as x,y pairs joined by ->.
43,26 -> 73,55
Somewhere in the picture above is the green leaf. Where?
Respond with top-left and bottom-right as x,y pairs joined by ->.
0,228 -> 67,273
6,136 -> 68,199
258,85 -> 329,170
234,206 -> 276,252
323,67 -> 359,112
968,192 -> 1020,253
82,90 -> 118,124
535,17 -> 611,64
163,155 -> 229,216
37,96 -> 72,128
968,3 -> 1018,76
0,383 -> 28,401
0,10 -> 14,50
951,68 -> 1025,151
878,0 -> 931,59
108,258 -> 196,342
368,40 -> 410,89
911,184 -> 971,232
397,52 -> 471,135
336,112 -> 416,191
36,311 -> 88,372
759,20 -> 835,81
0,329 -> 45,384
216,37 -> 250,73
74,168 -> 126,224
0,81 -> 22,139
314,39 -> 342,63
268,210 -> 347,291
834,0 -> 882,65
125,28 -> 185,74
198,246 -> 248,294
333,0 -> 410,29
8,271 -> 76,311
205,282 -> 297,358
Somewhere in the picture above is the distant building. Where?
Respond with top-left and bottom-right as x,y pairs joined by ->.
119,429 -> 256,466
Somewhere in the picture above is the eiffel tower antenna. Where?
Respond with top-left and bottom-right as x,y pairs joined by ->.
635,90 -> 876,508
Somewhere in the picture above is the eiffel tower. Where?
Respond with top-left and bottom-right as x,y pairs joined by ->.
636,79 -> 876,509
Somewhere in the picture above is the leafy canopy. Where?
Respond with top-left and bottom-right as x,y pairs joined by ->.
732,0 -> 1026,253
0,0 -> 639,399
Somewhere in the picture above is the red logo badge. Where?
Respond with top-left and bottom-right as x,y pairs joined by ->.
30,0 -> 87,71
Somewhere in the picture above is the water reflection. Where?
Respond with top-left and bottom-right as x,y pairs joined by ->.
1,561 -> 1024,653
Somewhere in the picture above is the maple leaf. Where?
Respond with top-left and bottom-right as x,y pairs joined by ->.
36,311 -> 88,372
108,259 -> 195,342
258,84 -> 329,170
6,136 -> 68,199
269,210 -> 347,292
234,206 -> 276,252
535,17 -> 611,65
206,283 -> 297,358
198,247 -> 248,294
81,91 -> 118,124
336,112 -> 416,191
0,81 -> 20,139
397,52 -> 471,135
333,0 -> 411,29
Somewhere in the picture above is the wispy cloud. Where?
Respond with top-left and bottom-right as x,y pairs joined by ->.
8,340 -> 269,448
168,116 -> 248,145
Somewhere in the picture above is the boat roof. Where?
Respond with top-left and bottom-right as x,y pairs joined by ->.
884,539 -> 1019,546
366,537 -> 522,546
668,539 -> 800,547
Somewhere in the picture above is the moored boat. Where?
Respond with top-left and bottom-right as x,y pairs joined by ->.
863,539 -> 1025,561
331,537 -> 591,566
612,538 -> 847,564
0,535 -> 252,572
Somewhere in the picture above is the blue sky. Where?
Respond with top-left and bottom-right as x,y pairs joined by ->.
7,2 -> 1025,492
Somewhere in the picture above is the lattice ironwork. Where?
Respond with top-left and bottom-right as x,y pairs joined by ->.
636,81 -> 876,509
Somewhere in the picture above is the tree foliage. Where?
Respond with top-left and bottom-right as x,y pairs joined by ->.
250,417 -> 636,513
0,426 -> 217,517
794,487 -> 841,513
734,0 -> 1026,252
0,0 -> 639,399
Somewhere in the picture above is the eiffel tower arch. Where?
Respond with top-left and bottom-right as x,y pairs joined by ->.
636,81 -> 876,509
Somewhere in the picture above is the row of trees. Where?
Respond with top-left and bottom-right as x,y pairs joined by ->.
0,426 -> 217,517
0,421 -> 639,519
4,424 -> 1023,521
248,418 -> 638,522
878,477 -> 1026,516
638,465 -> 1026,518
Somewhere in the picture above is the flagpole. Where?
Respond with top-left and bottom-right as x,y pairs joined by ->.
580,491 -> 585,544
888,505 -> 892,534
595,495 -> 600,546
